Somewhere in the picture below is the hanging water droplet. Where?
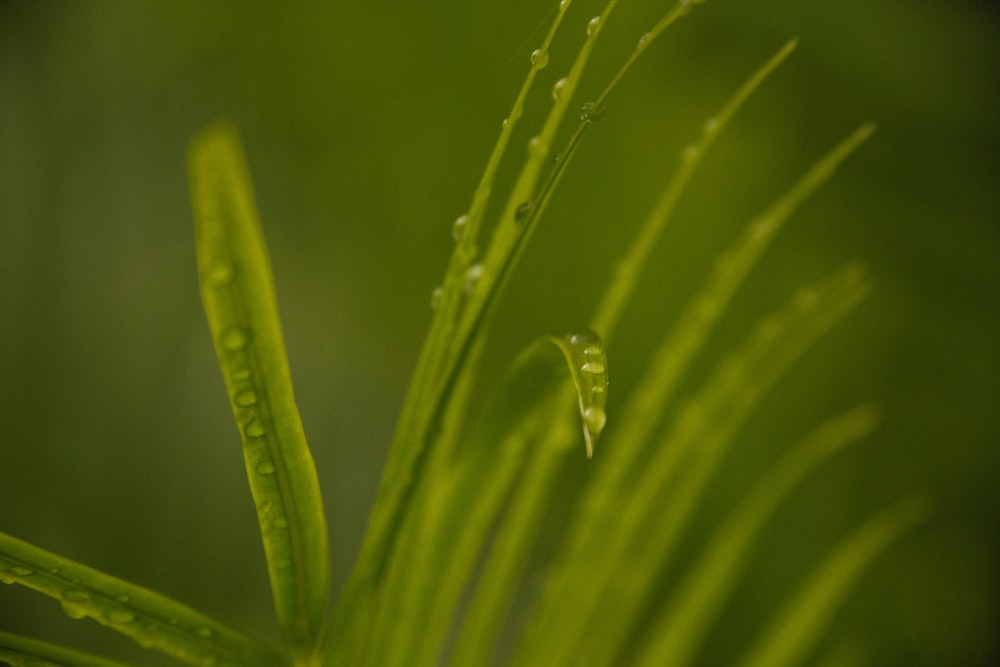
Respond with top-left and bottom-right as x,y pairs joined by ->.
514,201 -> 532,224
234,389 -> 258,407
106,609 -> 137,625
580,101 -> 606,123
586,15 -> 601,35
243,419 -> 265,438
552,77 -> 567,101
221,328 -> 248,352
60,590 -> 91,620
452,214 -> 468,242
256,460 -> 276,475
559,0 -> 569,10
230,366 -> 252,382
530,48 -> 549,69
581,361 -> 606,375
463,264 -> 483,294
430,285 -> 444,310
501,117 -> 509,129
582,406 -> 607,434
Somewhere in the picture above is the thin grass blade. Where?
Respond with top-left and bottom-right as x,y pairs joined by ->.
738,496 -> 929,667
591,38 -> 798,341
633,406 -> 880,666
0,532 -> 284,667
514,264 -> 868,667
364,331 -> 607,667
0,632 -> 131,667
187,121 -> 328,653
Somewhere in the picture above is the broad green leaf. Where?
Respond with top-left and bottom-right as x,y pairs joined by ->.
739,496 -> 929,667
187,121 -> 328,652
633,406 -> 880,666
0,532 -> 284,667
0,632 -> 130,667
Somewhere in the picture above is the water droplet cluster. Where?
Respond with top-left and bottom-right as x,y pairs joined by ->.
565,329 -> 610,457
580,101 -> 606,123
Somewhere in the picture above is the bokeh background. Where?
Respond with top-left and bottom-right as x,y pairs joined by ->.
1,1 -> 997,665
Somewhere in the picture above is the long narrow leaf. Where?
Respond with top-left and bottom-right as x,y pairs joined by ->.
187,121 -> 329,652
366,330 -> 608,667
738,496 -> 928,667
0,532 -> 284,667
0,632 -> 131,667
633,406 -> 880,666
514,264 -> 868,666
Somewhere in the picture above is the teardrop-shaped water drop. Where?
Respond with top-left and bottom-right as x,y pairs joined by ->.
530,48 -> 549,69
106,609 -> 137,625
463,264 -> 484,295
60,590 -> 91,620
234,389 -> 258,407
552,77 -> 567,101
586,15 -> 601,36
221,328 -> 248,352
451,213 -> 468,242
243,418 -> 265,438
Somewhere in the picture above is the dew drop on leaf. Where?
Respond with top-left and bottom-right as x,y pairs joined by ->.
234,389 -> 258,407
256,460 -> 276,475
243,418 -> 265,438
464,264 -> 483,294
552,77 -> 567,101
586,15 -> 601,36
530,48 -> 549,69
221,328 -> 248,352
452,213 -> 468,242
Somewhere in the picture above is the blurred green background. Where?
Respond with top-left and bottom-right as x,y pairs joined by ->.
1,1 -> 997,665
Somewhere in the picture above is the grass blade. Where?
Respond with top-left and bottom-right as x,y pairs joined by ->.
591,38 -> 798,341
364,331 -> 608,667
187,121 -> 329,653
514,264 -> 869,667
633,406 -> 880,666
0,532 -> 284,667
738,496 -> 929,667
0,632 -> 131,667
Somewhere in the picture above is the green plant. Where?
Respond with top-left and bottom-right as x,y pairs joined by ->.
0,2 -> 925,666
